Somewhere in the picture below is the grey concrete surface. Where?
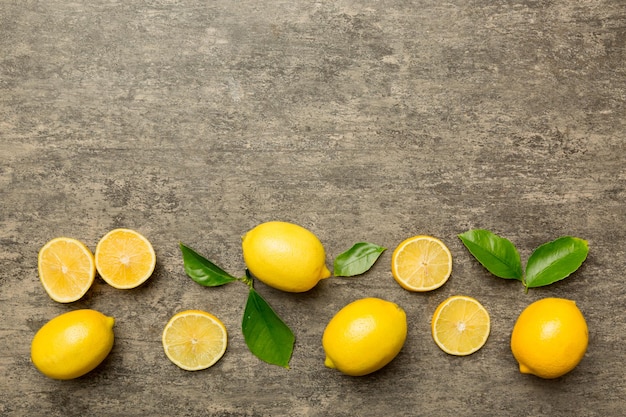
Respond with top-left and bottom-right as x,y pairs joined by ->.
1,1 -> 625,416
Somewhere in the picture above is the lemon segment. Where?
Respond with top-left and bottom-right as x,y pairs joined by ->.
431,295 -> 490,356
511,297 -> 588,379
242,221 -> 331,292
95,228 -> 156,289
391,235 -> 452,292
322,297 -> 407,376
162,310 -> 228,371
31,309 -> 115,380
38,237 -> 96,303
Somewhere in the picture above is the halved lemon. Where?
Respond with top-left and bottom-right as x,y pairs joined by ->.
391,235 -> 452,291
95,228 -> 156,289
162,310 -> 228,371
38,237 -> 96,303
431,295 -> 490,356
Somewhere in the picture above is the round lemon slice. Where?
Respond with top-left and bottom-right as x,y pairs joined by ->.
391,235 -> 452,291
431,295 -> 490,356
162,310 -> 228,371
95,228 -> 156,289
38,237 -> 96,303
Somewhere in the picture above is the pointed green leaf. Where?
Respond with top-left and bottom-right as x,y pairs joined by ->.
180,242 -> 238,286
242,288 -> 295,368
525,236 -> 589,288
458,229 -> 523,280
334,242 -> 386,277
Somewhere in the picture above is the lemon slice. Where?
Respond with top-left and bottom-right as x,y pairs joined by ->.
391,235 -> 452,291
95,228 -> 156,289
431,295 -> 490,356
162,310 -> 228,371
38,237 -> 96,303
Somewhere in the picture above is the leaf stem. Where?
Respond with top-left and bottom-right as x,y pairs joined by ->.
241,269 -> 254,289
521,275 -> 528,293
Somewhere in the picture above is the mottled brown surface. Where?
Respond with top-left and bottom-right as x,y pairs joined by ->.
1,1 -> 625,416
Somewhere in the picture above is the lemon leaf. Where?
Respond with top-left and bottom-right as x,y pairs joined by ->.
242,288 -> 294,368
458,229 -> 523,280
334,242 -> 386,277
525,236 -> 588,288
179,243 -> 238,286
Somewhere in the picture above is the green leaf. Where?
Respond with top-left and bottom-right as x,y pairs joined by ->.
525,237 -> 589,288
458,229 -> 523,280
334,242 -> 386,277
179,243 -> 238,286
242,288 -> 295,368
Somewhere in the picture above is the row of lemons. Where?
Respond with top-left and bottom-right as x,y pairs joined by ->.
31,222 -> 588,380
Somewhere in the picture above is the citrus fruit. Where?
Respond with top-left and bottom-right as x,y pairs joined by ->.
322,297 -> 407,376
511,297 -> 588,379
38,237 -> 96,303
391,235 -> 452,292
31,309 -> 115,380
431,295 -> 490,356
162,310 -> 228,371
95,228 -> 156,289
242,221 -> 331,292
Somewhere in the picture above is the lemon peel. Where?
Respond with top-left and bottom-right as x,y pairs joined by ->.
511,297 -> 588,379
322,297 -> 407,376
242,221 -> 331,292
31,309 -> 115,380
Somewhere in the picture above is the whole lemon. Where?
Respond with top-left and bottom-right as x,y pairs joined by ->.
242,221 -> 331,292
511,298 -> 588,379
322,297 -> 407,376
31,309 -> 115,380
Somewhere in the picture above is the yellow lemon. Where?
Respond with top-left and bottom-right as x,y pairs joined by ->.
242,221 -> 331,292
511,298 -> 588,379
322,297 -> 407,376
31,309 -> 115,380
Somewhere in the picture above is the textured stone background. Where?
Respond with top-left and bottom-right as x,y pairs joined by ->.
1,1 -> 625,416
